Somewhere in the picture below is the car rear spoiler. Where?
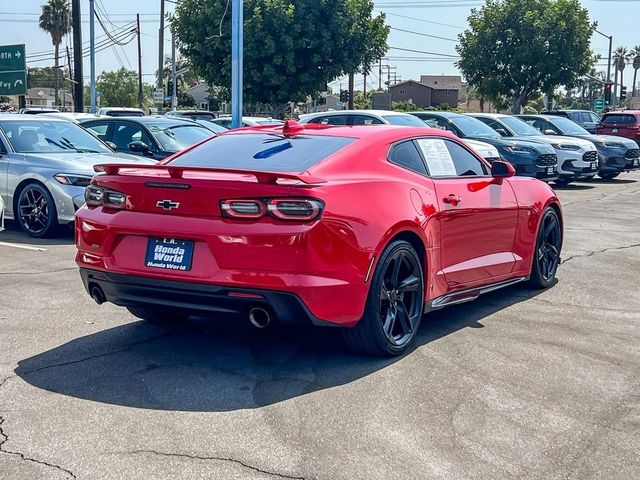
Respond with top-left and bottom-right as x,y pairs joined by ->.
93,163 -> 327,185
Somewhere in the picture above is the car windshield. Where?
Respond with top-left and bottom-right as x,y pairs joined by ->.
0,120 -> 112,154
148,124 -> 213,151
548,117 -> 590,135
450,116 -> 501,139
170,133 -> 355,171
382,115 -> 427,127
194,119 -> 229,134
499,116 -> 542,136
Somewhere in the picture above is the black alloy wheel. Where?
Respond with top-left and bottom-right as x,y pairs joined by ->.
342,240 -> 424,356
17,183 -> 58,237
529,208 -> 562,289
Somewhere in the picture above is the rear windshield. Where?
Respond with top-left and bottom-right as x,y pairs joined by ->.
169,133 -> 355,171
601,114 -> 637,125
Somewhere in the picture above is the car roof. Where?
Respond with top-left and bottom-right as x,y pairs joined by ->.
410,111 -> 463,119
81,115 -> 200,125
0,113 -> 67,122
226,123 -> 456,142
300,110 -> 412,118
470,113 -> 507,119
602,110 -> 640,115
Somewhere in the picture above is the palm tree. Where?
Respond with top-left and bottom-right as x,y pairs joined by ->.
38,0 -> 71,107
612,46 -> 632,104
631,45 -> 640,99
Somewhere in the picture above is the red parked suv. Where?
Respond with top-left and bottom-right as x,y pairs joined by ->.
597,111 -> 640,147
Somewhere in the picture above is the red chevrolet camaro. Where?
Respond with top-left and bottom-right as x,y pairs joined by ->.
75,121 -> 563,356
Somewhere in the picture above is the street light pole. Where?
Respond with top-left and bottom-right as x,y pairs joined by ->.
89,0 -> 96,113
171,28 -> 177,110
595,29 -> 613,108
231,0 -> 243,129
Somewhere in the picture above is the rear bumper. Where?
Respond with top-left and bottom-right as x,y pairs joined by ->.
80,268 -> 337,327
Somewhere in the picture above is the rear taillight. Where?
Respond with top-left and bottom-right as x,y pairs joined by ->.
267,199 -> 323,221
220,199 -> 266,219
84,185 -> 126,209
220,198 -> 324,221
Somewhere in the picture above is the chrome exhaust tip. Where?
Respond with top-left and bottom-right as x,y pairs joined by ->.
90,285 -> 106,305
248,307 -> 271,328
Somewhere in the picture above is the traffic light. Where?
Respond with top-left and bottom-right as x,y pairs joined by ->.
340,89 -> 349,103
604,82 -> 612,105
620,86 -> 627,102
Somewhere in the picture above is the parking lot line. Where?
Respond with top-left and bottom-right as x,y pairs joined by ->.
0,241 -> 47,252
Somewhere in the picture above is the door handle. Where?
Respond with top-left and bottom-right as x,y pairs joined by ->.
443,194 -> 462,206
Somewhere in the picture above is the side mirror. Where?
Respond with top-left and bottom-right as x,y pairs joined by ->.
128,141 -> 150,153
491,160 -> 516,178
495,127 -> 509,137
544,129 -> 557,135
105,141 -> 117,151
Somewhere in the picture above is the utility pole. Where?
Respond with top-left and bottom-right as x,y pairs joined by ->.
171,27 -> 177,110
378,60 -> 382,90
157,0 -> 165,112
137,14 -> 143,108
89,0 -> 96,113
71,0 -> 83,112
595,29 -> 614,109
363,73 -> 367,95
66,46 -> 73,111
348,72 -> 354,109
231,0 -> 243,128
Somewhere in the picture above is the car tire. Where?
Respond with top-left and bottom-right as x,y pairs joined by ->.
15,182 -> 59,238
598,171 -> 620,180
342,240 -> 424,357
529,207 -> 562,289
126,306 -> 189,323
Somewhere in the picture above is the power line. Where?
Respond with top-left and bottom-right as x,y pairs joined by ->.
389,26 -> 458,42
378,11 -> 465,30
389,46 -> 459,57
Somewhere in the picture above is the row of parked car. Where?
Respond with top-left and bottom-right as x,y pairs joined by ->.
1,105 -> 638,238
298,109 -> 640,183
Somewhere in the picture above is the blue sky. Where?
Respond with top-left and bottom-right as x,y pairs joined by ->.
1,0 -> 639,91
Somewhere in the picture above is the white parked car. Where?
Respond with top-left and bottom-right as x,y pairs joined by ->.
212,116 -> 284,128
299,110 -> 501,162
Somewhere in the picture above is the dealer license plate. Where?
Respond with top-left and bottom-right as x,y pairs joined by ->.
591,163 -> 597,170
546,167 -> 554,175
145,238 -> 194,271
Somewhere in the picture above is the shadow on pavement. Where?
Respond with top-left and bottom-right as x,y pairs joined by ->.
584,177 -> 637,185
15,285 -> 544,412
551,184 -> 594,191
0,220 -> 74,246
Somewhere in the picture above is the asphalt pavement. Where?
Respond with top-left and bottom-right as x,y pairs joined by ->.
1,173 -> 639,480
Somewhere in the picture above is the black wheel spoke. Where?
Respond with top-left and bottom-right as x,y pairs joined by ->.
390,253 -> 404,289
398,275 -> 420,293
396,303 -> 412,335
382,307 -> 397,340
544,217 -> 556,239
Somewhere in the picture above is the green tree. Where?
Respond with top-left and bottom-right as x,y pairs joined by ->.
96,68 -> 139,107
456,0 -> 595,113
38,0 -> 71,107
612,47 -> 631,103
173,0 -> 388,118
27,66 -> 72,91
631,45 -> 640,98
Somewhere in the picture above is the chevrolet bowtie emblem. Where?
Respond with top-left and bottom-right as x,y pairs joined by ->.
156,200 -> 180,210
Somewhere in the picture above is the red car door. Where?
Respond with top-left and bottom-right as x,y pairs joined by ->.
416,137 -> 519,287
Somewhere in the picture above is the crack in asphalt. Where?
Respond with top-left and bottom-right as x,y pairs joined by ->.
561,243 -> 640,264
126,449 -> 310,479
18,330 -> 177,377
0,374 -> 15,390
0,267 -> 77,276
0,415 -> 76,479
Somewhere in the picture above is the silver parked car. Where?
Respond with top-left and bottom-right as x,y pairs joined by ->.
0,114 -> 152,237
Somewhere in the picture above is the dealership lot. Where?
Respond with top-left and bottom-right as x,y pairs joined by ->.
0,175 -> 639,480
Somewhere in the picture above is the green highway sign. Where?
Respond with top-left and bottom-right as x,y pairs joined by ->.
594,97 -> 604,113
0,44 -> 27,95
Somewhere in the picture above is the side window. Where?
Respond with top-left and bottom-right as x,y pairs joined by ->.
388,141 -> 428,176
312,115 -> 348,125
113,122 -> 150,151
351,115 -> 384,125
84,123 -> 109,140
531,119 -> 549,132
568,112 -> 581,122
416,138 -> 488,177
478,118 -> 509,137
588,112 -> 601,123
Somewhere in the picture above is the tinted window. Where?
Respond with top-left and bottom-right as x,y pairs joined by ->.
170,134 -> 355,171
388,141 -> 427,175
381,115 -> 427,127
588,112 -> 601,123
309,115 -> 349,125
445,140 -> 489,176
498,116 -> 542,136
567,112 -> 581,122
475,117 -> 510,136
84,123 -> 109,140
601,114 -> 637,125
113,122 -> 152,151
547,117 -> 589,135
214,119 -> 232,128
448,116 -> 501,139
0,120 -> 112,154
352,115 -> 384,125
415,138 -> 488,177
148,124 -> 212,152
